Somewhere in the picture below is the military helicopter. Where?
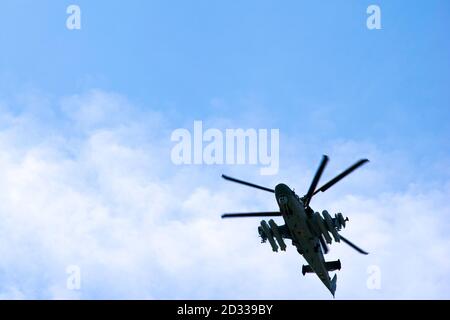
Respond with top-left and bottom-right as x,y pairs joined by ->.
221,155 -> 369,296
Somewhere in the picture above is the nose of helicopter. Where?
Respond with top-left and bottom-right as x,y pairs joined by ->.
275,183 -> 292,198
275,183 -> 293,207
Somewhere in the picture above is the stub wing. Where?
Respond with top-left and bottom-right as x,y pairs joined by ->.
259,221 -> 291,252
277,224 -> 292,240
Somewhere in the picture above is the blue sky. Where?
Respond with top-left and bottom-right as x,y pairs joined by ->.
2,1 -> 449,175
0,1 -> 449,299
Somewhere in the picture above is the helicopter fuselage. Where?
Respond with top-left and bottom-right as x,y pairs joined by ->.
275,183 -> 335,293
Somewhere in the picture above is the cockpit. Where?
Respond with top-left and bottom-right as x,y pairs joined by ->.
278,195 -> 288,205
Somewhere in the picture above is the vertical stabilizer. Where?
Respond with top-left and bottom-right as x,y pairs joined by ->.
330,274 -> 337,297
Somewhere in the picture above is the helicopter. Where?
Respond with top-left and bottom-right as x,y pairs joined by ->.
221,155 -> 369,296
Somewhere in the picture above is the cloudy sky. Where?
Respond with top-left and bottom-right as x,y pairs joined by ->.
0,1 -> 449,299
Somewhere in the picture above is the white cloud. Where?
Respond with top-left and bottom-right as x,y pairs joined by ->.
0,89 -> 448,299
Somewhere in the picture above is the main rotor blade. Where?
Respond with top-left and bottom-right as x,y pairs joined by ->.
222,175 -> 275,193
339,235 -> 369,255
222,212 -> 282,219
313,159 -> 369,195
304,155 -> 329,207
